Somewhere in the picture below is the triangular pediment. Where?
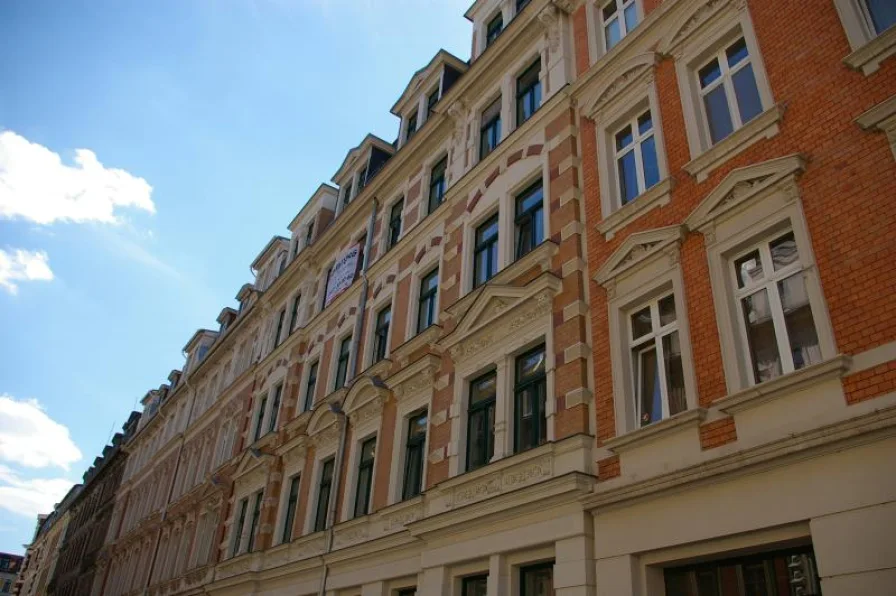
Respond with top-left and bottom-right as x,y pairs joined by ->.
584,53 -> 657,118
685,154 -> 806,232
232,450 -> 264,480
594,225 -> 686,286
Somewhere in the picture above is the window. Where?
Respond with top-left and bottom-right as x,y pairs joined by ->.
407,111 -> 418,141
387,199 -> 404,249
334,336 -> 352,390
303,361 -> 319,412
353,437 -> 376,518
520,562 -> 554,596
614,109 -> 660,206
486,13 -> 503,47
462,574 -> 488,596
514,345 -> 547,452
864,0 -> 896,34
397,589 -> 417,596
274,308 -> 286,348
417,269 -> 439,333
664,547 -> 821,596
427,88 -> 439,118
479,97 -> 502,160
467,371 -> 496,471
321,266 -> 332,311
428,157 -> 447,213
517,0 -> 531,13
267,383 -> 282,433
342,182 -> 353,207
515,180 -> 544,258
281,475 -> 300,543
289,294 -> 302,333
247,490 -> 263,552
733,232 -> 821,385
305,222 -> 314,247
357,166 -> 368,192
252,394 -> 267,442
231,499 -> 247,555
473,214 -> 499,288
697,37 -> 763,145
516,59 -> 542,127
402,410 -> 427,500
314,458 -> 334,532
601,0 -> 638,50
629,294 -> 687,427
373,306 -> 391,363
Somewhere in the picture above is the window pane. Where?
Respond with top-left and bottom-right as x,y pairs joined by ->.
410,411 -> 428,439
867,0 -> 896,33
779,273 -> 821,371
636,344 -> 662,426
462,576 -> 488,596
468,406 -> 494,469
735,249 -> 763,288
663,332 -> 687,416
631,306 -> 652,339
602,0 -> 616,20
741,289 -> 782,383
698,58 -> 722,88
659,294 -> 676,326
606,18 -> 622,49
742,562 -> 772,596
521,564 -> 554,596
618,149 -> 639,204
770,232 -> 799,270
470,373 -> 497,405
641,135 -> 659,189
623,2 -> 638,33
732,63 -> 763,125
704,85 -> 734,144
517,347 -> 546,381
725,37 -> 749,66
615,124 -> 633,150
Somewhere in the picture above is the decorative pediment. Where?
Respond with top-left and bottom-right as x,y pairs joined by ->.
684,154 -> 806,234
594,225 -> 686,286
232,450 -> 266,482
658,0 -> 746,57
584,53 -> 657,119
390,354 -> 441,401
343,376 -> 390,427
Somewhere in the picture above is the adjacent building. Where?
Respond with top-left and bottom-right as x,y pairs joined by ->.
13,488 -> 79,596
0,553 -> 23,595
90,0 -> 895,595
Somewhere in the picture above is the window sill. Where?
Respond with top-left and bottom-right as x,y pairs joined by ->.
391,324 -> 443,364
596,177 -> 674,240
714,355 -> 852,415
603,408 -> 707,454
684,104 -> 785,183
856,95 -> 896,159
843,24 -> 896,75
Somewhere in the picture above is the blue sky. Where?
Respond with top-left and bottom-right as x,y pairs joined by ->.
0,0 -> 471,554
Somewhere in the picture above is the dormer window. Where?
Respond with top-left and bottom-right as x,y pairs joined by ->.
357,166 -> 368,192
427,88 -> 439,118
305,222 -> 315,247
486,13 -> 504,47
342,184 -> 353,207
516,0 -> 531,14
407,111 -> 419,141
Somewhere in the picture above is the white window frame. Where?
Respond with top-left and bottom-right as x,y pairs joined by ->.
834,0 -> 896,74
610,106 -> 662,207
598,0 -> 641,52
363,290 -> 397,369
694,38 -> 761,145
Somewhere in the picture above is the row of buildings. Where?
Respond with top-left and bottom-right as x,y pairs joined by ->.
16,0 -> 896,594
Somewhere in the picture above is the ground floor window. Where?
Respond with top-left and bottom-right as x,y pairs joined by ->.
461,574 -> 488,596
664,547 -> 821,596
520,561 -> 554,596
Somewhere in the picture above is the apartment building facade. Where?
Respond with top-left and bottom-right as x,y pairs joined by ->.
14,490 -> 79,596
95,0 -> 896,595
0,554 -> 23,595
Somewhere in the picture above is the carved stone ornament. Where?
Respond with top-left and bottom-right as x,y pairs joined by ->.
449,456 -> 553,508
334,524 -> 369,548
309,423 -> 340,451
385,505 -> 423,530
588,64 -> 651,117
538,5 -> 562,53
348,395 -> 385,426
393,364 -> 438,400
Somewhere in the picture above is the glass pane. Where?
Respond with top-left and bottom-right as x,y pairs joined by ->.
602,0 -> 617,20
659,294 -> 676,326
742,561 -> 771,596
735,249 -> 763,288
698,58 -> 722,88
409,411 -> 428,439
725,37 -> 749,66
468,407 -> 493,469
779,273 -> 821,370
518,182 -> 543,214
695,569 -> 721,596
361,438 -> 376,461
463,576 -> 488,596
615,124 -> 633,150
517,347 -> 546,381
663,332 -> 687,416
664,570 -> 697,596
623,2 -> 638,33
741,289 -> 782,383
704,85 -> 733,144
518,390 -> 535,450
636,344 -> 662,426
867,0 -> 896,33
641,135 -> 659,189
637,110 -> 652,135
770,232 -> 798,270
618,149 -> 639,204
631,306 -> 652,339
477,216 -> 499,242
522,565 -> 553,596
517,221 -> 534,257
470,373 -> 497,405
606,18 -> 622,49
732,63 -> 763,125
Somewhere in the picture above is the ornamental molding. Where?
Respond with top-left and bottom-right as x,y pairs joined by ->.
383,504 -> 423,530
684,154 -> 806,236
593,225 -> 686,287
333,523 -> 369,548
658,0 -> 747,58
583,53 -> 657,119
348,395 -> 385,426
448,455 -> 553,509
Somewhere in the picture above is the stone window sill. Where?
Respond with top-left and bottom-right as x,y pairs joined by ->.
684,104 -> 785,183
844,25 -> 896,75
714,355 -> 852,415
603,408 -> 707,454
596,177 -> 674,240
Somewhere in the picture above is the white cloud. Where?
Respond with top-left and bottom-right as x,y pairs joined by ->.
0,465 -> 75,519
0,249 -> 54,295
0,130 -> 155,225
0,395 -> 82,470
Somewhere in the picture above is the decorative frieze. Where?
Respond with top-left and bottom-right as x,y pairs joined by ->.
448,455 -> 553,508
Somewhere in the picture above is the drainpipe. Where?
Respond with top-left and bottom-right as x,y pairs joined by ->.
141,353 -> 199,594
346,198 -> 378,382
317,403 -> 349,596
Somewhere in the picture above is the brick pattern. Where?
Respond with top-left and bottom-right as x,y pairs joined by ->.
699,417 -> 738,450
596,455 -> 620,481
843,360 -> 896,405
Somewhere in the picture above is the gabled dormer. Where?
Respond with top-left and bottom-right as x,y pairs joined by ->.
236,283 -> 258,314
167,370 -> 182,392
332,135 -> 395,213
288,184 -> 339,260
251,236 -> 289,292
467,0 -> 534,60
139,389 -> 162,428
391,50 -> 468,148
217,307 -> 238,334
183,329 -> 218,376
